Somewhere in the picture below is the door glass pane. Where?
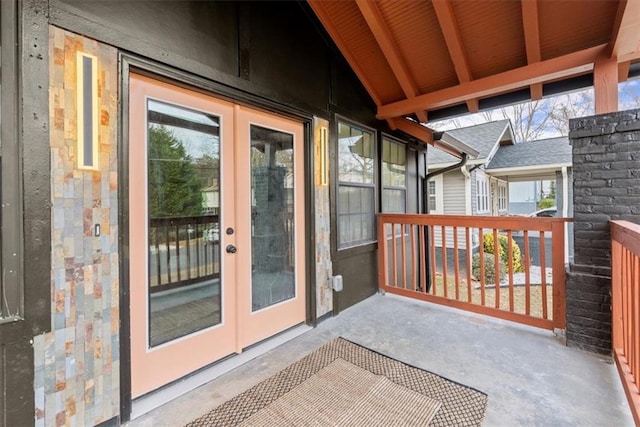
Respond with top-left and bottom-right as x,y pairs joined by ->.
147,99 -> 221,347
250,125 -> 295,312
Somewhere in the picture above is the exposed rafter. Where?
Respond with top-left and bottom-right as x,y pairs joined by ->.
521,0 -> 543,100
377,44 -> 607,119
431,0 -> 478,113
609,0 -> 640,60
355,0 -> 428,122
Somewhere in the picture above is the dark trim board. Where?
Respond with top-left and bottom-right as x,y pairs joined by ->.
1,1 -> 51,426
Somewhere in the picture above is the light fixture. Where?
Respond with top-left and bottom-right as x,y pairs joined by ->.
76,52 -> 99,170
319,126 -> 328,186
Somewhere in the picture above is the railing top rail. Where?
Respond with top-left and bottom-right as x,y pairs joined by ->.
611,220 -> 640,257
378,213 -> 572,232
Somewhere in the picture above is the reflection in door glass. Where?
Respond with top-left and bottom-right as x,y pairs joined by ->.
250,125 -> 295,311
147,99 -> 221,347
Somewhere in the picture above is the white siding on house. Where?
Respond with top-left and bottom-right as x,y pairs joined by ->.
433,171 -> 468,249
443,171 -> 466,215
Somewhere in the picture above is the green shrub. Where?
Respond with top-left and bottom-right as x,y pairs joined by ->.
537,197 -> 555,209
482,232 -> 524,273
472,253 -> 505,284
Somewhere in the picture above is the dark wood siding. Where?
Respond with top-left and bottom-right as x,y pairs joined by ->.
1,1 -> 52,426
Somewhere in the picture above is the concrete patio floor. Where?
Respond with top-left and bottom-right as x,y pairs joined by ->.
126,293 -> 634,426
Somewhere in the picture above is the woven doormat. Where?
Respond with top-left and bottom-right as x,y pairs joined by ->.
186,338 -> 487,426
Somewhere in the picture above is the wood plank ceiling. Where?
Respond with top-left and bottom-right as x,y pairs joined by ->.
308,0 -> 640,153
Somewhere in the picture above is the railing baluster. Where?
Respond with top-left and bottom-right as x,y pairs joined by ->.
165,222 -> 172,285
430,224 -> 437,294
524,230 -> 531,316
453,226 -> 460,301
479,227 -> 486,306
401,224 -> 407,288
493,228 -> 500,309
551,220 -> 566,329
540,230 -> 548,320
411,224 -> 417,291
507,230 -> 514,312
419,225 -> 426,293
391,223 -> 398,288
466,227 -> 472,303
442,225 -> 448,298
176,222 -> 181,283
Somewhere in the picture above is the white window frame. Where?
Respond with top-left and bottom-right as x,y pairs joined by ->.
427,175 -> 443,214
476,172 -> 490,214
498,181 -> 508,212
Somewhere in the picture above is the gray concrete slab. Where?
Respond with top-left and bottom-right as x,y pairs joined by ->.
127,293 -> 634,426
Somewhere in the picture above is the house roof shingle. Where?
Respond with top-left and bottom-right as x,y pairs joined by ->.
486,136 -> 571,170
427,120 -> 511,165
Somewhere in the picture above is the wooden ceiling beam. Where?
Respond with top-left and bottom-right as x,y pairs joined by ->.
355,0 -> 428,122
431,0 -> 477,114
521,0 -> 543,100
389,118 -> 465,159
609,0 -> 640,60
377,44 -> 607,119
619,61 -> 631,83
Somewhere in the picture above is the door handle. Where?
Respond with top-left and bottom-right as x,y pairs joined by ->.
226,245 -> 237,254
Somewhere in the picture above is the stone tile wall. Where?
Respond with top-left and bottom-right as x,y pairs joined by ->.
314,117 -> 333,318
33,27 -> 120,426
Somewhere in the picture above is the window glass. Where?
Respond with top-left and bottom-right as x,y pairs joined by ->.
381,137 -> 406,213
337,121 -> 376,248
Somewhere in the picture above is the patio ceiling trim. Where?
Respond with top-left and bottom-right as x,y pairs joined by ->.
521,0 -> 542,100
354,0 -> 428,122
377,43 -> 607,119
390,117 -> 479,159
431,0 -> 478,113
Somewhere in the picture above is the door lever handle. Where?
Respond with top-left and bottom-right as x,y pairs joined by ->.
226,245 -> 237,254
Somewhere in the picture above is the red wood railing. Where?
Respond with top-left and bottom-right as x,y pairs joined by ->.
378,214 -> 570,330
611,220 -> 640,426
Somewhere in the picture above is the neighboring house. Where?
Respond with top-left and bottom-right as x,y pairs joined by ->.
486,136 -> 573,220
427,120 -> 514,218
428,125 -> 574,261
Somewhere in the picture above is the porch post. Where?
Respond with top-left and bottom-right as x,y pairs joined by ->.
593,56 -> 619,114
566,108 -> 640,355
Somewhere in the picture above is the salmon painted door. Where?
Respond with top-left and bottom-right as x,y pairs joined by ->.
129,74 -> 237,397
129,75 -> 306,398
234,106 -> 306,348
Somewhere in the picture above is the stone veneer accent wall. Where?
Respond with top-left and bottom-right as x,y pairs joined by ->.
33,27 -> 119,426
567,109 -> 640,355
314,117 -> 333,318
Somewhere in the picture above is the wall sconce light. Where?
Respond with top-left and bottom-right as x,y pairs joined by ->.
77,52 -> 99,170
319,126 -> 329,186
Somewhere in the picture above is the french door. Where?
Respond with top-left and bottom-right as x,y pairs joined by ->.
129,74 -> 305,398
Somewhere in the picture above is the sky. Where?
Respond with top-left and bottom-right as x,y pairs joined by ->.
427,77 -> 640,142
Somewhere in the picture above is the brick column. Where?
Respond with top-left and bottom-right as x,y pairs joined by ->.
567,109 -> 640,355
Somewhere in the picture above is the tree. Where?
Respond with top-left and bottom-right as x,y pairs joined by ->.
148,125 -> 203,218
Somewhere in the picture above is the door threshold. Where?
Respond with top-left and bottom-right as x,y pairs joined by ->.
130,323 -> 312,420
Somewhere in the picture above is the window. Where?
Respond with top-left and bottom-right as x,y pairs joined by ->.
381,137 -> 406,213
0,1 -> 21,321
498,181 -> 508,211
428,181 -> 437,212
476,174 -> 489,214
337,120 -> 376,248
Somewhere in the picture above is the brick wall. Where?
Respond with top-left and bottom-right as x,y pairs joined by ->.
567,109 -> 640,354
